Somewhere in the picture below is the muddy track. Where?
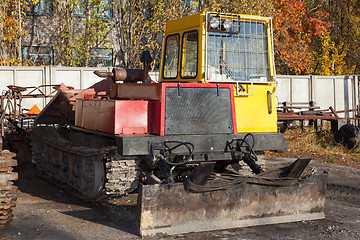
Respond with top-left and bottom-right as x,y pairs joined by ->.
31,126 -> 141,199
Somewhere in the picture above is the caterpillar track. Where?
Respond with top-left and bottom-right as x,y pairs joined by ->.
31,126 -> 141,199
0,150 -> 17,230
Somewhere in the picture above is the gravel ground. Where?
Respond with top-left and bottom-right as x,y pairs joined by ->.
1,157 -> 359,240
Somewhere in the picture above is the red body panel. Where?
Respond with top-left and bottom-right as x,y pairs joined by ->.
76,99 -> 149,135
114,100 -> 149,135
75,82 -> 236,136
151,101 -> 163,135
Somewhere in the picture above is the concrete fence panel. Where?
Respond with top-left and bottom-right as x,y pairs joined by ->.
275,76 -> 312,105
0,70 -> 16,93
275,76 -> 291,104
50,67 -> 110,89
291,76 -> 311,103
312,76 -> 336,111
0,67 -> 47,110
311,76 -> 357,118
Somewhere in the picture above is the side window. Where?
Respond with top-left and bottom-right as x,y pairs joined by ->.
163,34 -> 180,79
181,31 -> 198,78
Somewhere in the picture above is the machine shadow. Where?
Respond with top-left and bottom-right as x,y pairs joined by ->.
16,166 -> 140,236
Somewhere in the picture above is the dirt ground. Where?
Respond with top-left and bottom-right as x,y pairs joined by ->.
1,155 -> 360,240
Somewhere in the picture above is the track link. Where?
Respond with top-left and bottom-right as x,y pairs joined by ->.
104,147 -> 140,197
31,126 -> 141,199
0,150 -> 17,230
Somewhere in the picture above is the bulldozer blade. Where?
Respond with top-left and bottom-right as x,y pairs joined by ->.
136,173 -> 327,237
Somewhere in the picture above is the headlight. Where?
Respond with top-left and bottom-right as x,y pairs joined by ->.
223,19 -> 233,31
209,17 -> 220,29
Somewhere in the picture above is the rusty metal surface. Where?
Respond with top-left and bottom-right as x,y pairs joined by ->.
278,104 -> 360,122
278,114 -> 337,120
1,84 -> 61,139
75,99 -> 149,135
110,83 -> 161,101
112,68 -> 146,82
7,85 -> 60,98
35,91 -> 74,125
137,173 -> 327,236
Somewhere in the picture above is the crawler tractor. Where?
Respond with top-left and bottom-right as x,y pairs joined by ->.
31,13 -> 327,236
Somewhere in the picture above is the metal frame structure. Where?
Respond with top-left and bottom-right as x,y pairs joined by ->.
0,84 -> 59,148
277,101 -> 360,132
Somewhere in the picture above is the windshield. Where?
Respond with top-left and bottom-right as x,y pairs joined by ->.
206,20 -> 270,82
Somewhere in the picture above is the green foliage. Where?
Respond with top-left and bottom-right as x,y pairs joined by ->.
52,0 -> 111,67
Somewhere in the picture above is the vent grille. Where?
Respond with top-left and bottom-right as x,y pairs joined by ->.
164,87 -> 234,135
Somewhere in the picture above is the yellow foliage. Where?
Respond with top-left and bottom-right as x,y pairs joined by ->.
0,0 -> 31,66
311,34 -> 349,75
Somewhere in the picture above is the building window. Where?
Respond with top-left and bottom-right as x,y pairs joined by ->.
97,0 -> 113,18
22,47 -> 54,65
24,0 -> 52,15
73,0 -> 87,17
74,0 -> 113,18
88,48 -> 113,67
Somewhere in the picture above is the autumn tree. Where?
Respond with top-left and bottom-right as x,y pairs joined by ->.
112,0 -> 193,69
202,0 -> 274,16
3,0 -> 353,75
0,0 -> 32,65
322,0 -> 360,74
271,0 -> 330,74
311,34 -> 348,75
51,0 -> 112,67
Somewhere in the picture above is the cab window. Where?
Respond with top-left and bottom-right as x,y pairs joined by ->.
181,31 -> 198,78
163,34 -> 180,79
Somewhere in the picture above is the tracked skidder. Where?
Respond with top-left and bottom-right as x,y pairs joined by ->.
31,13 -> 327,236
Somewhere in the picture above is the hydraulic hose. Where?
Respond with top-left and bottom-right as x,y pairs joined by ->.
163,141 -> 194,166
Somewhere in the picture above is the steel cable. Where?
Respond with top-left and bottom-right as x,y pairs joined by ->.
185,167 -> 317,193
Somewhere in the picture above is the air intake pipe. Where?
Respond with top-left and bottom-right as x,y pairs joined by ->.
93,51 -> 153,83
